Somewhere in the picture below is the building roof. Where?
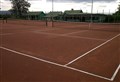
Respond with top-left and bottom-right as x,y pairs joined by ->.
27,11 -> 44,15
64,9 -> 83,15
64,13 -> 107,16
0,11 -> 11,15
45,11 -> 63,17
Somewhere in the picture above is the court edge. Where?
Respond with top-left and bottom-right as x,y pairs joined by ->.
0,46 -> 119,81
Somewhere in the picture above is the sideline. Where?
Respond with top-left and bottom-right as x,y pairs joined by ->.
0,46 -> 113,81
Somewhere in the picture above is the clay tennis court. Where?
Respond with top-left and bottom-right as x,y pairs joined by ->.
0,19 -> 120,82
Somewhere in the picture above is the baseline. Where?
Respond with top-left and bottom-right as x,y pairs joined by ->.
0,46 -> 112,81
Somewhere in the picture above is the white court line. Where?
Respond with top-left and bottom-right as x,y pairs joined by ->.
0,31 -> 31,36
65,33 -> 120,66
0,46 -> 112,81
32,28 -> 61,32
62,30 -> 87,35
33,31 -> 106,41
66,35 -> 106,41
0,29 -> 105,41
0,29 -> 55,36
0,33 -> 15,35
111,64 -> 120,81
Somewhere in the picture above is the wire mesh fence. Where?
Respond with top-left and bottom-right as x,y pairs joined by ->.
0,0 -> 120,32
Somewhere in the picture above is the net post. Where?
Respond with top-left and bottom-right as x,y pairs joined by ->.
52,0 -> 54,27
45,17 -> 48,27
89,0 -> 94,30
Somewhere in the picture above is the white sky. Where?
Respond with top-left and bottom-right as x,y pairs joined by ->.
0,0 -> 120,14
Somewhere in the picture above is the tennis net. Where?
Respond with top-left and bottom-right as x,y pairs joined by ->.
52,20 -> 120,32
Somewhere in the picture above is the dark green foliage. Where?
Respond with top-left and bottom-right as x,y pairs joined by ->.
0,14 -> 11,19
10,0 -> 30,18
112,15 -> 120,23
112,2 -> 120,22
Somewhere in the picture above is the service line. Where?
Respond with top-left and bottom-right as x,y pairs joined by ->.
65,33 -> 120,66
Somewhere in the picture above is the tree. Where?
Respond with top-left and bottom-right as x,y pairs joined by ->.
118,2 -> 120,11
114,2 -> 120,15
113,3 -> 120,22
10,0 -> 30,18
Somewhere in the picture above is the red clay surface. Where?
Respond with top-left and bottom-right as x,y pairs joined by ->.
35,28 -> 87,34
69,30 -> 119,40
53,21 -> 89,29
0,23 -> 53,34
53,21 -> 120,32
68,36 -> 120,78
0,20 -> 120,82
1,48 -> 120,82
91,23 -> 120,32
6,19 -> 46,26
1,32 -> 103,64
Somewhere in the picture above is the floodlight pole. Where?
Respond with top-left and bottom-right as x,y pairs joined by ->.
27,0 -> 29,20
89,0 -> 93,29
103,9 -> 104,14
52,0 -> 54,27
114,9 -> 117,23
91,0 -> 93,23
0,1 -> 1,11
